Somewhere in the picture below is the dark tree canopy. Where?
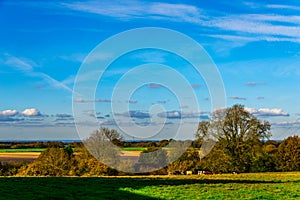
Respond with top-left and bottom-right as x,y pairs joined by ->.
196,104 -> 271,172
197,104 -> 271,141
276,135 -> 300,171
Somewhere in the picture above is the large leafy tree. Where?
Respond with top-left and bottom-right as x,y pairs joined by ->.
18,147 -> 75,176
276,135 -> 300,171
196,104 -> 271,172
84,128 -> 122,168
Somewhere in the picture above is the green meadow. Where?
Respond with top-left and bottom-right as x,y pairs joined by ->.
0,172 -> 299,199
0,148 -> 47,153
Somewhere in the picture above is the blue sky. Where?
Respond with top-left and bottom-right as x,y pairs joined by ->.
1,0 -> 300,140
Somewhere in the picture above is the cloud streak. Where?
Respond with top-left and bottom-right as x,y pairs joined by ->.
60,1 -> 300,44
229,96 -> 247,100
3,54 -> 74,93
147,83 -> 162,89
246,82 -> 267,87
61,1 -> 202,23
157,111 -> 209,119
118,111 -> 150,119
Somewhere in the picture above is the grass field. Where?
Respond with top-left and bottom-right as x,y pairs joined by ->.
0,147 -> 147,153
0,148 -> 46,153
0,172 -> 299,199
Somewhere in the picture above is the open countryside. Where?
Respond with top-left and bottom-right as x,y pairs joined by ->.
1,0 -> 300,199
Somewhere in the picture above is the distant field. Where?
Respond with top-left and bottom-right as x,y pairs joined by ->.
0,148 -> 46,153
0,172 -> 299,199
0,149 -> 142,163
122,147 -> 148,151
0,147 -> 147,153
0,152 -> 40,163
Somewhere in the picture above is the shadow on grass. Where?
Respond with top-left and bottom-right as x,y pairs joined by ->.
0,177 -> 299,199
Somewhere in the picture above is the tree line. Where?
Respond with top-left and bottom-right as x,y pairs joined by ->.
0,105 -> 299,176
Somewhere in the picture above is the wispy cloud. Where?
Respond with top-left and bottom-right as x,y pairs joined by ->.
246,82 -> 267,87
74,98 -> 112,103
147,83 -> 162,89
62,1 -> 300,44
83,110 -> 100,116
191,84 -> 202,88
4,53 -> 35,72
266,4 -> 300,11
208,17 -> 300,42
3,54 -> 74,93
229,96 -> 247,100
156,100 -> 168,104
55,114 -> 73,118
117,110 -> 150,119
132,51 -> 168,63
61,1 -> 203,23
8,1 -> 300,46
37,72 -> 74,93
128,100 -> 138,104
272,120 -> 300,126
157,111 -> 208,119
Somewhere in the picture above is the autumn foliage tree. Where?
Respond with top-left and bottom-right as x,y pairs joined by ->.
276,135 -> 300,171
196,104 -> 271,172
18,147 -> 75,176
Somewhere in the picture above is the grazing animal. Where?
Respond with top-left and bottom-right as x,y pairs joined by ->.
186,171 -> 193,175
198,170 -> 213,175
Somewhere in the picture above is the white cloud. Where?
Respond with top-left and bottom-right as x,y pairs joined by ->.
61,1 -> 203,23
148,2 -> 202,23
0,109 -> 18,117
266,4 -> 300,11
209,17 -> 300,39
205,34 -> 256,42
245,108 -> 289,117
272,120 -> 300,126
21,108 -> 41,117
62,1 -> 300,43
241,14 -> 300,25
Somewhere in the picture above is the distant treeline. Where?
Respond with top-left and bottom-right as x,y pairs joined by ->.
0,139 -> 182,150
1,105 -> 300,176
0,141 -> 82,149
0,134 -> 299,177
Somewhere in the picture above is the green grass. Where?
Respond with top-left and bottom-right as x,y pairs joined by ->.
0,172 -> 299,199
0,147 -> 147,153
0,148 -> 46,153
